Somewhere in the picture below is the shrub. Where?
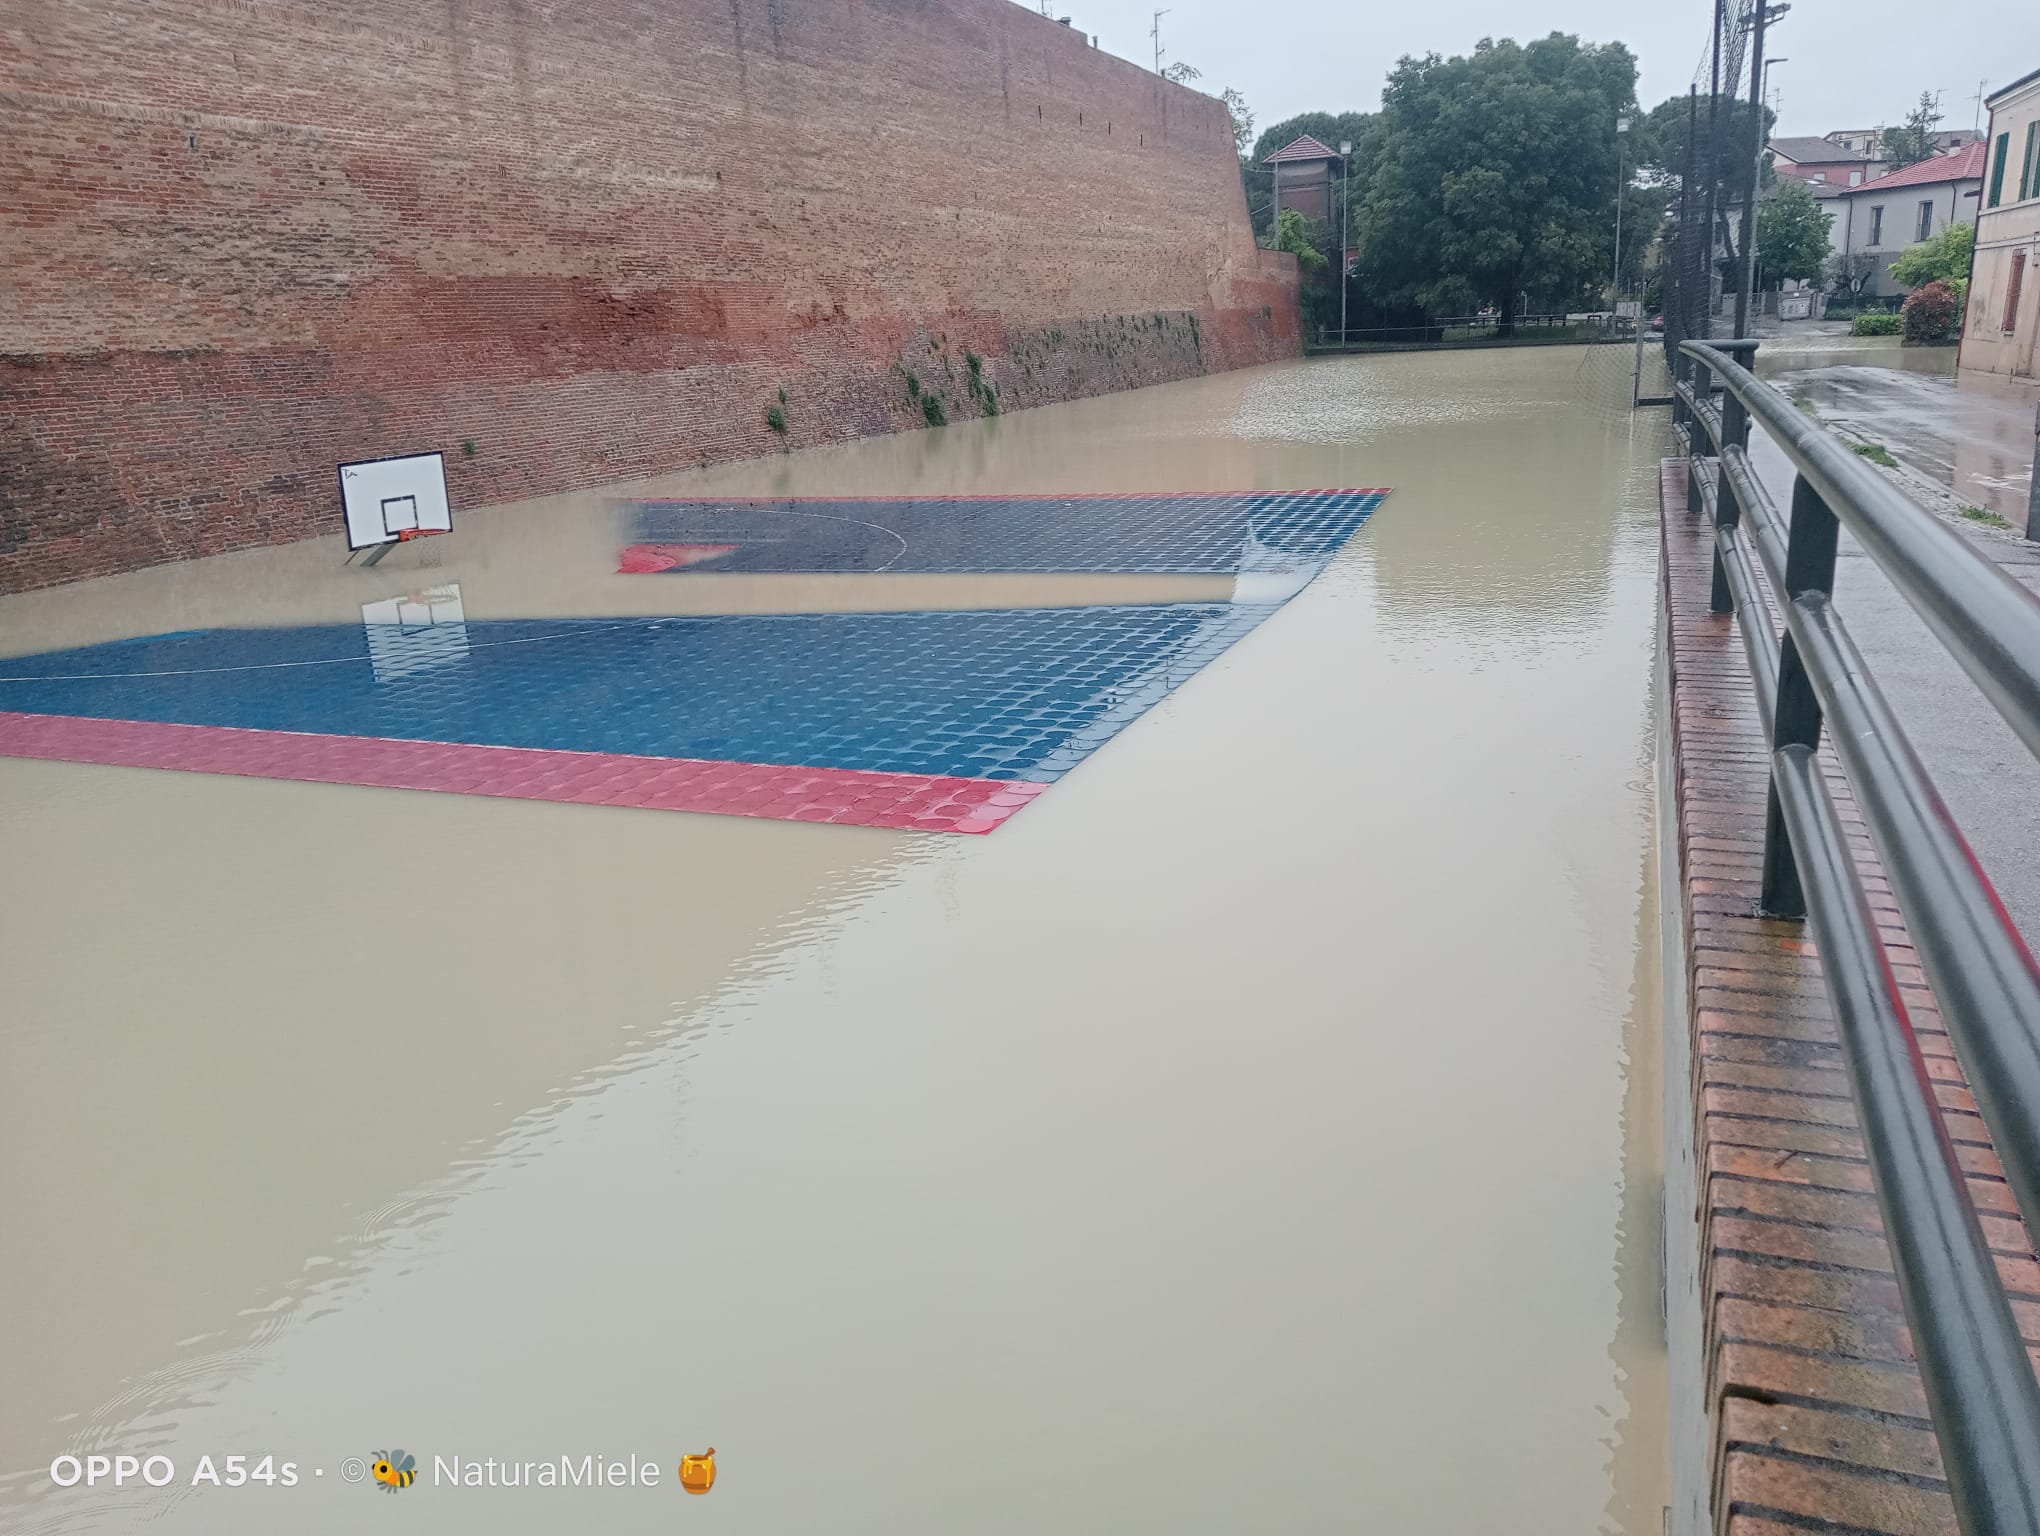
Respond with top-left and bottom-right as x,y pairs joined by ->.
765,404 -> 787,435
922,393 -> 946,427
1900,280 -> 1960,344
1851,312 -> 1902,337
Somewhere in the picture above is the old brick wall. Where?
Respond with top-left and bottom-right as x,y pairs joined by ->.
0,0 -> 1300,592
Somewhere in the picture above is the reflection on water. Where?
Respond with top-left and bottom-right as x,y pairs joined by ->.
0,347 -> 1670,1533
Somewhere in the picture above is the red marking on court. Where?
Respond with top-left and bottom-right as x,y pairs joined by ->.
0,712 -> 1049,833
616,543 -> 740,573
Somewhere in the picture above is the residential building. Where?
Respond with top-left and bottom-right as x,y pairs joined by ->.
1263,135 -> 1342,227
1825,126 -> 1981,158
1787,174 -> 1853,256
1961,68 -> 2040,379
1769,135 -> 1882,187
1832,141 -> 1987,297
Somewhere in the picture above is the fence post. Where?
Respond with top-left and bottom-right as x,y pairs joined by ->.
1760,472 -> 1841,919
1709,390 -> 1750,614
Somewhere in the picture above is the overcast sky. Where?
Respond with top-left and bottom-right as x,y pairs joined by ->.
1065,0 -> 2024,142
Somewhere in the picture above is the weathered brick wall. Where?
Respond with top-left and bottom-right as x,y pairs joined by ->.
0,0 -> 1299,592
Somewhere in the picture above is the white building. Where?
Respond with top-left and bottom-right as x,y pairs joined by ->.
1830,142 -> 1987,297
1960,68 -> 2040,378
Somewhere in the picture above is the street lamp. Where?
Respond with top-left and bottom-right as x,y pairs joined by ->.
1764,58 -> 1789,114
1747,60 -> 1787,319
1734,4 -> 1788,337
1339,139 -> 1353,344
1613,113 -> 1631,308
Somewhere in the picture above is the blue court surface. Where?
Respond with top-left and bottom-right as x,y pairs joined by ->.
0,605 -> 1277,783
0,490 -> 1389,828
624,490 -> 1390,574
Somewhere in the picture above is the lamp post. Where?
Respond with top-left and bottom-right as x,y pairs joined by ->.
1733,3 -> 1789,338
1613,113 -> 1631,310
1339,138 -> 1353,345
1747,58 -> 1788,321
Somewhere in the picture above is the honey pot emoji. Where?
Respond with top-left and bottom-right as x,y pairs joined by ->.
678,1448 -> 716,1495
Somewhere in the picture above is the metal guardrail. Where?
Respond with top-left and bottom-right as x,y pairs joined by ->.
1674,339 -> 2040,1534
1309,313 -> 1639,352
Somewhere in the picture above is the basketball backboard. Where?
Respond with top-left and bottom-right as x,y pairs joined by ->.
340,452 -> 452,550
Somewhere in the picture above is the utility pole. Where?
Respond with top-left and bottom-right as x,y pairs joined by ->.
1150,9 -> 1168,75
1701,0 -> 1724,338
1974,78 -> 1991,134
1734,3 -> 1783,339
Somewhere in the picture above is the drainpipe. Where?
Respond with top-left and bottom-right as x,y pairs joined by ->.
2028,399 -> 2039,542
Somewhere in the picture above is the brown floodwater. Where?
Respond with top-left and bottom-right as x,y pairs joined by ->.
0,345 -> 1671,1533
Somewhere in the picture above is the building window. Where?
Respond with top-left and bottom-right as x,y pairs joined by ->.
2007,251 -> 2028,336
1849,170 -> 1862,186
2022,121 -> 2038,203
1989,131 -> 2010,207
1917,200 -> 1934,241
1870,205 -> 1884,245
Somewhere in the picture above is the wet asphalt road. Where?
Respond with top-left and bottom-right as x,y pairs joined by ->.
1752,355 -> 2040,939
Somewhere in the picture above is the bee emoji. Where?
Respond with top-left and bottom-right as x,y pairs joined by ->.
371,1450 -> 417,1491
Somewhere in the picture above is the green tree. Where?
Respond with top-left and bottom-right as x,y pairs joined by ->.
1220,87 -> 1253,158
1755,179 -> 1831,287
1265,208 -> 1328,271
1636,93 -> 1777,196
1881,93 -> 1943,171
1890,221 -> 1974,308
1357,33 -> 1638,332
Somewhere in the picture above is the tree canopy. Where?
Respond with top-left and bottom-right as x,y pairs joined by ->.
1882,93 -> 1943,171
1265,208 -> 1328,271
1637,93 -> 1777,196
1220,87 -> 1253,158
1891,222 -> 1974,307
1355,34 -> 1638,328
1755,179 -> 1831,286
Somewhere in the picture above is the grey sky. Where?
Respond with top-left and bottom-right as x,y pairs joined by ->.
1068,0 -> 2025,143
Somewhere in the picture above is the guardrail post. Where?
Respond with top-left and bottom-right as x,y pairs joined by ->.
1686,355 -> 1713,515
1761,472 -> 1842,919
1709,390 -> 1751,614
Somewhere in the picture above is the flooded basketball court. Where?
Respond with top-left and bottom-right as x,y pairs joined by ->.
1,347 -> 1672,1533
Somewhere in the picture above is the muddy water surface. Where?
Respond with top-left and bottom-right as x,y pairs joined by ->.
1,347 -> 1671,1533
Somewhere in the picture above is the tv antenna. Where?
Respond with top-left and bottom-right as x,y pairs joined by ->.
1151,8 -> 1169,75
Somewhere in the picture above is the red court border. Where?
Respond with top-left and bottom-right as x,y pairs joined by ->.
0,712 -> 1048,834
